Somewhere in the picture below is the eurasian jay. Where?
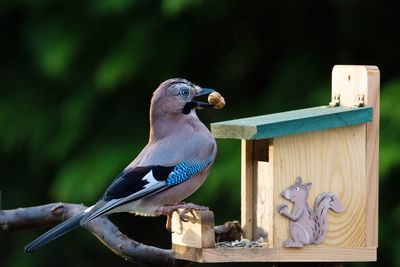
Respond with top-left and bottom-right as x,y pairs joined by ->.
25,78 -> 218,252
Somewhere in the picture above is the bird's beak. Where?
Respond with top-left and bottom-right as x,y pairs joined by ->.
192,88 -> 215,108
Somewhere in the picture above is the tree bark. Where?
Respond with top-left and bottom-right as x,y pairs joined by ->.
0,202 -> 190,267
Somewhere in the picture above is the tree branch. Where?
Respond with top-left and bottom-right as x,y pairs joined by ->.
0,203 -> 190,267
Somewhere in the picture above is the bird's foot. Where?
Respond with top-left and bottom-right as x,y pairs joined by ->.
159,203 -> 209,232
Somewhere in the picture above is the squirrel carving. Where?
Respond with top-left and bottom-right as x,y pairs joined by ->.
277,176 -> 343,248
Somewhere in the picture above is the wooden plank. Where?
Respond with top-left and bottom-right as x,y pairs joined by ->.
254,161 -> 270,241
171,210 -> 215,249
173,244 -> 203,262
202,247 -> 376,262
365,69 -> 380,247
211,106 -> 372,140
332,65 -> 380,247
273,263 -> 343,267
241,140 -> 254,239
253,140 -> 274,246
273,125 -> 366,248
174,246 -> 376,262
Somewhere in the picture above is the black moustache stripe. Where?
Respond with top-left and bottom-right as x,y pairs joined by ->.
182,101 -> 198,114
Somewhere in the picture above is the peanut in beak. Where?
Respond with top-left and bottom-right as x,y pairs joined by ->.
208,92 -> 225,109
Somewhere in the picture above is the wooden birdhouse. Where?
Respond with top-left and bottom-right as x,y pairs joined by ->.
171,65 -> 379,263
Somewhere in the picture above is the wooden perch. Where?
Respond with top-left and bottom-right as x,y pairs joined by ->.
0,203 -> 189,267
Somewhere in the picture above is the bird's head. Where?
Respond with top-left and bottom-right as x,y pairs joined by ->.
151,78 -> 215,116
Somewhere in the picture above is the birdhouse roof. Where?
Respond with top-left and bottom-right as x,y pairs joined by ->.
211,106 -> 372,140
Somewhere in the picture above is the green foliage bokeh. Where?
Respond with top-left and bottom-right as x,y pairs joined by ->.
1,1 -> 399,266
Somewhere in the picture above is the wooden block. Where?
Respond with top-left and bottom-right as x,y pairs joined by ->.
173,244 -> 203,262
332,65 -> 379,107
173,246 -> 376,263
171,210 -> 215,249
272,125 -> 366,248
332,65 -> 380,247
211,106 -> 372,140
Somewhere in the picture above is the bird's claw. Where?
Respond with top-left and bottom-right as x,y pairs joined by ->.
159,203 -> 209,231
179,212 -> 189,222
178,208 -> 198,222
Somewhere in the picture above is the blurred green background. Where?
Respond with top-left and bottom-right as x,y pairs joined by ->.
1,0 -> 399,266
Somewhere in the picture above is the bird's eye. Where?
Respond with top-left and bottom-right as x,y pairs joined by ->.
295,187 -> 300,191
179,88 -> 190,98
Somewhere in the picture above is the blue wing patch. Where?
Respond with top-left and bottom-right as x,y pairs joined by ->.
80,157 -> 212,225
166,157 -> 212,186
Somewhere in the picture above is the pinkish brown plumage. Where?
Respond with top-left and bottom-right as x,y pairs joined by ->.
25,78 -> 219,252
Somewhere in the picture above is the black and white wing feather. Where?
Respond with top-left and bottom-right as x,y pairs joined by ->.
80,165 -> 174,224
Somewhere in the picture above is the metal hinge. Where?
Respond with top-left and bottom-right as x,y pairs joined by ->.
355,94 -> 365,107
329,94 -> 340,107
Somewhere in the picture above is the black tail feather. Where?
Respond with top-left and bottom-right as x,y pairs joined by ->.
24,212 -> 85,253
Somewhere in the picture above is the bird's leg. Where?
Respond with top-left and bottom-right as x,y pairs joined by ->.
159,203 -> 209,231
165,213 -> 173,232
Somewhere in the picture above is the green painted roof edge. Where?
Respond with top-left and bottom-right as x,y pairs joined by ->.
211,106 -> 373,140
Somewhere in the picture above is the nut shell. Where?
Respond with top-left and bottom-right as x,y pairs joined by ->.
208,92 -> 225,109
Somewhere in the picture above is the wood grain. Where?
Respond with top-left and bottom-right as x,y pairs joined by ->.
332,65 -> 380,247
253,140 -> 274,245
273,125 -> 366,248
273,263 -> 343,267
241,140 -> 254,239
173,245 -> 376,262
171,210 -> 215,249
211,106 -> 372,140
